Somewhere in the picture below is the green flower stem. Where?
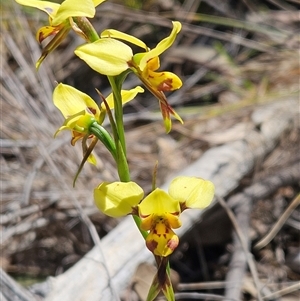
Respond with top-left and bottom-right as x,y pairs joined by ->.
116,140 -> 130,182
107,75 -> 127,159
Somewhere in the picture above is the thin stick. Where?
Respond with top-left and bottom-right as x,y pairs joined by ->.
262,282 -> 300,300
254,194 -> 300,250
174,292 -> 233,300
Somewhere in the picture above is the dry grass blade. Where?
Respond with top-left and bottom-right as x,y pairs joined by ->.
174,292 -> 231,300
263,282 -> 300,300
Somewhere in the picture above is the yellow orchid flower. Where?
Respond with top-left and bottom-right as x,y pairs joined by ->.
15,0 -> 106,67
75,21 -> 183,132
53,83 -> 144,163
138,188 -> 181,257
53,83 -> 99,145
138,176 -> 214,257
94,181 -> 144,217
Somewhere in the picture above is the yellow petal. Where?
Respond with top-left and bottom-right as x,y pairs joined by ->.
70,131 -> 86,145
165,212 -> 181,229
140,214 -> 153,231
103,86 -> 144,110
94,182 -> 144,217
138,188 -> 180,217
36,25 -> 71,69
146,223 -> 179,256
169,176 -> 215,209
75,39 -> 133,76
36,25 -> 61,43
101,29 -> 148,51
163,113 -> 172,134
63,110 -> 86,129
53,83 -> 100,120
159,101 -> 183,133
144,69 -> 182,92
56,110 -> 95,137
145,56 -> 160,71
15,0 -> 59,18
52,0 -> 95,26
140,212 -> 181,232
93,0 -> 106,7
76,113 -> 96,129
87,152 -> 97,165
54,125 -> 69,137
139,21 -> 182,70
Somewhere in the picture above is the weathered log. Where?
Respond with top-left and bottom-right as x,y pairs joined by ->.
29,96 -> 297,301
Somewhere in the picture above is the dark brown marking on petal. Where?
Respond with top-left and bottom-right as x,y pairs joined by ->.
127,60 -> 134,68
87,107 -> 97,115
140,213 -> 150,219
146,239 -> 158,253
158,78 -> 173,92
38,32 -> 44,43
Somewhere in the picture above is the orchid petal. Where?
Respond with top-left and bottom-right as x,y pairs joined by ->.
169,176 -> 215,209
146,224 -> 179,256
93,0 -> 106,7
52,0 -> 95,26
94,182 -> 144,217
75,39 -> 133,76
36,25 -> 71,69
101,29 -> 148,51
86,153 -> 97,165
138,188 -> 180,217
36,25 -> 61,43
139,21 -> 182,70
15,0 -> 59,18
53,83 -> 100,120
104,86 -> 144,109
145,69 -> 182,92
63,110 -> 86,129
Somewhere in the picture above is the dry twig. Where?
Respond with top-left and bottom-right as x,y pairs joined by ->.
254,193 -> 300,250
